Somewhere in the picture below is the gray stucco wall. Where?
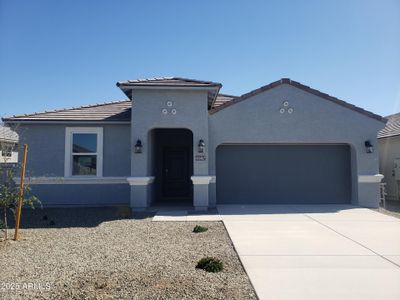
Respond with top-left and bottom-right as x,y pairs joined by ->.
130,89 -> 209,177
30,184 -> 129,206
16,124 -> 131,206
208,84 -> 385,207
129,89 -> 210,208
9,82 -> 385,208
17,124 -> 131,177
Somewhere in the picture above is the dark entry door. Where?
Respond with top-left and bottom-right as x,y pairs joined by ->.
162,147 -> 191,199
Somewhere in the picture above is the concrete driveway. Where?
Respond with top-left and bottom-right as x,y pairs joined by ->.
217,205 -> 400,300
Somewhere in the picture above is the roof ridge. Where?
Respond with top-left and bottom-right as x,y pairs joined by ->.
4,99 -> 130,119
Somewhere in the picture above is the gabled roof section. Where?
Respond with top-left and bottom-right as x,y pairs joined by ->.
117,77 -> 222,108
378,113 -> 400,138
2,100 -> 131,123
0,125 -> 18,143
210,78 -> 385,123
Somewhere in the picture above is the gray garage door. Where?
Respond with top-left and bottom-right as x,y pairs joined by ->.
216,145 -> 351,204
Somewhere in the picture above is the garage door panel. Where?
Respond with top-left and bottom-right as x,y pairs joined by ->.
216,145 -> 351,204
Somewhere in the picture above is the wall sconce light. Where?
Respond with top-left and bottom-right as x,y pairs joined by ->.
365,140 -> 373,153
198,139 -> 205,153
134,139 -> 143,153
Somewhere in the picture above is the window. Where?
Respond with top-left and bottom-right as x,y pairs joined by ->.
65,128 -> 103,177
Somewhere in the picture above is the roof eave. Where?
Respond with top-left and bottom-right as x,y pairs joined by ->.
2,119 -> 131,124
117,84 -> 221,90
378,134 -> 400,139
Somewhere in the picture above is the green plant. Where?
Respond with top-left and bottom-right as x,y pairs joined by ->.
0,165 -> 41,240
193,225 -> 208,233
196,257 -> 223,273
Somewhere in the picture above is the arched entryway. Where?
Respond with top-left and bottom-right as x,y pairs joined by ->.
150,128 -> 194,206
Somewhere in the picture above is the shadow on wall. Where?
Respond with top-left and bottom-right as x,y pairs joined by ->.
7,207 -> 155,229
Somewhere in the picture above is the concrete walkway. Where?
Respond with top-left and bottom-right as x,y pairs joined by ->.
152,208 -> 221,221
218,205 -> 400,300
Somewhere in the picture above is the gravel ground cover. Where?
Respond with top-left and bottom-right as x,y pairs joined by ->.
0,208 -> 257,300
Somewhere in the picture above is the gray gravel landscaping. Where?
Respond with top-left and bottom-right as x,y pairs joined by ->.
0,208 -> 257,300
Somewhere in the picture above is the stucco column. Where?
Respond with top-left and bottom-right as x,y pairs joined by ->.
127,177 -> 154,210
357,174 -> 384,208
191,176 -> 212,210
208,176 -> 217,207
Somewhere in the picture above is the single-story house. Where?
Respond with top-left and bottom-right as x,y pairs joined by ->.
378,113 -> 400,202
2,77 -> 386,209
0,124 -> 19,164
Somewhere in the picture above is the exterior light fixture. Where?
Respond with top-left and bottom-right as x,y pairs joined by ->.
365,140 -> 373,153
134,139 -> 143,153
198,139 -> 205,153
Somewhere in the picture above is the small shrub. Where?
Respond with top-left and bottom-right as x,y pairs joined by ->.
193,225 -> 208,233
196,257 -> 223,273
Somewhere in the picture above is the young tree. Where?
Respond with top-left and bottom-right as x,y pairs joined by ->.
0,164 -> 41,240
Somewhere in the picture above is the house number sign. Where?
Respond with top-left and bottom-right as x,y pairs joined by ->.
195,154 -> 206,161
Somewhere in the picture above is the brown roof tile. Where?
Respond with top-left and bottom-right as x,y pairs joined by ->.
378,113 -> 400,138
2,100 -> 131,122
213,94 -> 237,108
117,77 -> 222,108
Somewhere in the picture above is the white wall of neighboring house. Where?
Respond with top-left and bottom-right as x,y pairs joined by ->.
0,124 -> 19,164
379,136 -> 400,201
0,147 -> 18,163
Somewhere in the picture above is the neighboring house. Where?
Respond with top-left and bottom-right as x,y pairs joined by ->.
2,77 -> 386,209
378,113 -> 400,202
0,124 -> 18,164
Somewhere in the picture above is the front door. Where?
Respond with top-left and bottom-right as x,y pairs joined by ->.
162,146 -> 191,199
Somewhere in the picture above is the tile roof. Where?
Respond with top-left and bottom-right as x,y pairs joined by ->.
210,78 -> 385,123
1,93 -> 235,123
2,78 -> 384,124
378,113 -> 400,138
0,125 -> 18,143
116,77 -> 222,88
117,77 -> 222,109
2,100 -> 131,122
213,94 -> 237,108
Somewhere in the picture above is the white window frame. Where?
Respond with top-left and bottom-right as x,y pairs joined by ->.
64,127 -> 103,177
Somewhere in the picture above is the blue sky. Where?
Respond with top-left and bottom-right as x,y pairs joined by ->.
0,0 -> 399,118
